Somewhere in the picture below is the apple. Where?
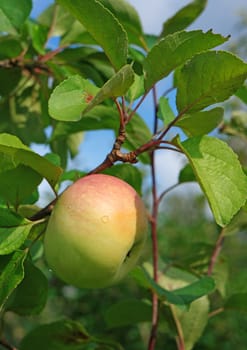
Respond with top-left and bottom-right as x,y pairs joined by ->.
44,174 -> 148,288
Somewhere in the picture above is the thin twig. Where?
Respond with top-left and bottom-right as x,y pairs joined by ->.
148,84 -> 160,350
208,307 -> 224,318
207,228 -> 225,276
0,338 -> 17,350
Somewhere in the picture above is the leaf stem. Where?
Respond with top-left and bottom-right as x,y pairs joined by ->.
170,305 -> 185,350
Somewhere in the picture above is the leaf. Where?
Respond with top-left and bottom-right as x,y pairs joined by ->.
179,164 -> 196,183
98,0 -> 144,47
52,106 -> 119,140
0,250 -> 27,311
0,210 -> 33,255
0,134 -> 62,189
104,299 -> 152,329
160,0 -> 207,37
143,30 -> 228,91
48,75 -> 99,122
225,293 -> 247,312
125,113 -> 152,164
0,208 -> 33,255
0,36 -> 23,59
175,108 -> 224,136
223,209 -> 247,237
127,74 -> 145,102
172,276 -> 215,304
235,85 -> 247,104
0,0 -> 32,34
6,260 -> 48,315
157,97 -> 175,126
57,0 -> 128,70
83,64 -> 135,114
0,165 -> 42,206
131,266 -> 214,306
0,67 -> 22,96
38,4 -> 76,37
25,19 -> 49,55
20,319 -> 91,350
176,135 -> 247,226
176,51 -> 247,113
102,164 -> 143,194
175,296 -> 209,350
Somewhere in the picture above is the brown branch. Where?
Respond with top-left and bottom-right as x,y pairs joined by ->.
148,85 -> 160,350
0,338 -> 17,350
207,228 -> 225,276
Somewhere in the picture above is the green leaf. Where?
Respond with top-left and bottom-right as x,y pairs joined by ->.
6,260 -> 48,315
0,0 -> 32,34
51,105 -> 119,140
160,0 -> 207,37
48,75 -> 99,122
0,165 -> 42,206
57,0 -> 128,70
0,134 -> 62,189
177,135 -> 247,226
175,296 -> 209,350
176,51 -> 247,113
143,30 -> 228,91
0,36 -> 23,59
131,266 -> 214,306
25,19 -> 49,55
175,108 -> 224,136
157,97 -> 175,126
0,67 -> 22,96
223,209 -> 247,237
38,4 -> 76,37
172,276 -> 215,304
0,250 -> 27,311
98,0 -> 144,47
104,299 -> 152,329
20,319 -> 91,350
0,209 -> 33,255
225,293 -> 247,312
125,113 -> 152,164
235,85 -> 247,104
83,64 -> 135,114
127,74 -> 145,102
179,164 -> 196,183
102,164 -> 143,194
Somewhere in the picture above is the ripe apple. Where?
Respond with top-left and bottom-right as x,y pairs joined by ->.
44,174 -> 148,288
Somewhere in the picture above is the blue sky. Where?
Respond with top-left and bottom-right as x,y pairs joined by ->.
30,0 -> 247,202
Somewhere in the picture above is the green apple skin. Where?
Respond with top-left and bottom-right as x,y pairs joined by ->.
44,174 -> 148,288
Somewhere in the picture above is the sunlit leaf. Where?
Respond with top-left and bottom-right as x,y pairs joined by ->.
143,30 -> 228,91
0,134 -> 62,189
160,0 -> 207,37
57,0 -> 128,70
176,51 -> 247,113
83,64 -> 135,114
49,75 -> 99,121
176,135 -> 247,226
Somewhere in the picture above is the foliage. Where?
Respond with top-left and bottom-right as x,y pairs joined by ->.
0,0 -> 247,349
